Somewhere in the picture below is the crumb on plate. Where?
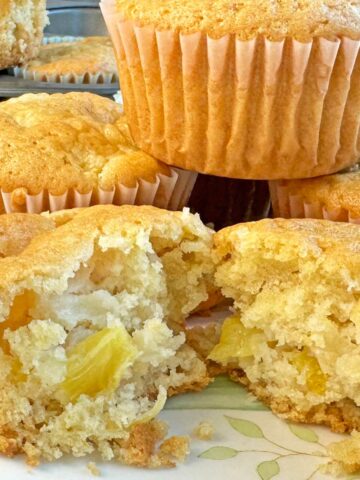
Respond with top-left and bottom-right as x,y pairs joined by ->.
193,421 -> 214,440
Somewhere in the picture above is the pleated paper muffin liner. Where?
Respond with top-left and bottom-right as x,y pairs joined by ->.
101,0 -> 360,180
269,181 -> 360,224
0,167 -> 197,214
12,36 -> 118,85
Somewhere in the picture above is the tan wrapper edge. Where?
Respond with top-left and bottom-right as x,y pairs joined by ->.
1,167 -> 197,214
100,1 -> 360,179
269,180 -> 360,224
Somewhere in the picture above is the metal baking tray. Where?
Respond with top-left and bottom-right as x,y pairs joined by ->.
0,1 -> 119,98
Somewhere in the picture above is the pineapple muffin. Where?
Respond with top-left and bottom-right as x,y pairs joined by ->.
210,218 -> 360,433
102,0 -> 360,179
15,36 -> 118,84
0,205 -> 214,466
0,93 -> 196,213
269,167 -> 360,223
0,213 -> 54,257
0,0 -> 48,69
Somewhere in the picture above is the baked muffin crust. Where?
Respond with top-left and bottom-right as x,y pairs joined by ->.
115,0 -> 360,41
0,93 -> 171,196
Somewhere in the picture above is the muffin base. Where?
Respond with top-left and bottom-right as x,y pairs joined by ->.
269,180 -> 360,224
230,369 -> 360,434
0,167 -> 197,214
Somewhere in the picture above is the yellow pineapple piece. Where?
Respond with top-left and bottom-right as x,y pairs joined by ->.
61,326 -> 138,402
208,315 -> 264,364
0,291 -> 36,354
292,350 -> 327,395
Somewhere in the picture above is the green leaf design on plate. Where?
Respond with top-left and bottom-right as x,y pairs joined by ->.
225,416 -> 264,438
289,424 -> 319,443
257,460 -> 280,480
199,446 -> 238,460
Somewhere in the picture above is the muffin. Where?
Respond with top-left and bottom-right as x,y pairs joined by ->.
269,166 -> 360,223
101,0 -> 360,180
0,92 -> 197,213
13,36 -> 118,84
0,204 -> 214,466
210,218 -> 360,433
0,0 -> 48,69
0,213 -> 54,257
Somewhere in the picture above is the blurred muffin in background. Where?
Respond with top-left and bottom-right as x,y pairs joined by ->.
13,36 -> 118,84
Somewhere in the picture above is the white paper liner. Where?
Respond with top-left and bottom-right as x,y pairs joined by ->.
12,35 -> 118,85
101,0 -> 360,179
269,180 -> 360,224
0,167 -> 197,214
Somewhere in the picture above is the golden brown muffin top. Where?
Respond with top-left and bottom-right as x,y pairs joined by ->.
214,217 -> 360,261
0,204 -> 212,316
0,92 -> 170,195
0,213 -> 54,257
24,37 -> 117,76
116,0 -> 360,41
280,171 -> 360,218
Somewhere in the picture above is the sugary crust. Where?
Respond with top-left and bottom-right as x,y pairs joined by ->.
0,93 -> 171,195
214,217 -> 360,262
0,0 -> 48,69
0,213 -> 55,257
230,369 -> 360,434
24,37 -> 117,77
115,0 -> 360,41
274,172 -> 360,218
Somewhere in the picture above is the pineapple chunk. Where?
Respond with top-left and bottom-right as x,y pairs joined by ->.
208,315 -> 264,364
291,350 -> 327,395
61,326 -> 138,402
0,291 -> 36,353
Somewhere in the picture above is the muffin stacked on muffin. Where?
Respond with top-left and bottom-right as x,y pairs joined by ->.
102,0 -> 360,180
0,0 -> 48,69
100,0 -> 360,227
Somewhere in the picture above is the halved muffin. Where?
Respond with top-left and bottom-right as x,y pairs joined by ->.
0,205 -> 213,466
210,218 -> 360,433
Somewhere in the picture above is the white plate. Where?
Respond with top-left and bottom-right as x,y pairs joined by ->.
1,377 -> 354,480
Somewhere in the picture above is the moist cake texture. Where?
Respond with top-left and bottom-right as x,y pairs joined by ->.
0,205 -> 214,466
210,218 -> 360,432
